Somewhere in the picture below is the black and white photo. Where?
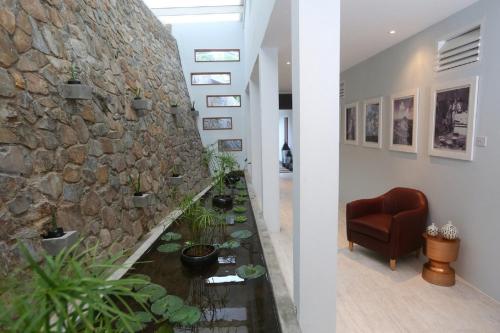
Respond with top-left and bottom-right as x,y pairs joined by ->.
344,103 -> 358,145
218,139 -> 243,152
390,89 -> 419,153
363,98 -> 383,148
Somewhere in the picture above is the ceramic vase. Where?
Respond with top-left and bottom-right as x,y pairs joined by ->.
426,223 -> 439,237
440,221 -> 458,240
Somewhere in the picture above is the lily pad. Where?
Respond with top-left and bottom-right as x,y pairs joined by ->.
233,206 -> 247,213
155,325 -> 174,333
128,273 -> 151,290
168,305 -> 202,326
151,295 -> 184,316
139,283 -> 167,302
219,240 -> 241,249
234,196 -> 247,204
236,183 -> 247,190
236,264 -> 267,280
157,243 -> 181,253
235,215 -> 247,223
161,232 -> 182,242
135,311 -> 154,323
230,230 -> 253,239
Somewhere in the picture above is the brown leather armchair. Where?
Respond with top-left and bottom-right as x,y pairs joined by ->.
346,187 -> 428,270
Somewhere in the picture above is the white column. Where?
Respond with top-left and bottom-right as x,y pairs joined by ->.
249,74 -> 263,205
259,48 -> 280,233
292,0 -> 340,332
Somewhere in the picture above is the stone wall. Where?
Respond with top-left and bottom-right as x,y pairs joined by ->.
0,0 -> 209,273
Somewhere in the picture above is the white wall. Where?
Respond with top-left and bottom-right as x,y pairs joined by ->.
172,22 -> 247,166
340,0 -> 500,301
279,109 -> 293,161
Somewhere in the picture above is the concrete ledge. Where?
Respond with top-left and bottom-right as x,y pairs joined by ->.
59,84 -> 93,100
167,176 -> 183,186
132,193 -> 154,208
41,230 -> 79,256
132,99 -> 152,111
245,172 -> 302,332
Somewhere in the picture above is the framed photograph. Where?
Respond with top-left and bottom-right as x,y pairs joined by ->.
206,95 -> 241,108
191,72 -> 231,85
202,117 -> 233,130
195,49 -> 240,62
362,97 -> 383,148
390,89 -> 419,153
218,139 -> 242,152
344,102 -> 358,145
429,77 -> 478,161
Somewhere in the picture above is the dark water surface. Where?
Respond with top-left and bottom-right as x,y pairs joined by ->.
126,181 -> 282,333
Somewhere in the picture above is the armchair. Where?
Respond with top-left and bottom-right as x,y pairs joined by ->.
346,187 -> 428,270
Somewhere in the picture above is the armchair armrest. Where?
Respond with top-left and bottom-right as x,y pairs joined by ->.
346,197 -> 383,220
390,207 -> 428,256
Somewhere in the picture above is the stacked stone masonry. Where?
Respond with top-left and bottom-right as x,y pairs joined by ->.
0,0 -> 210,273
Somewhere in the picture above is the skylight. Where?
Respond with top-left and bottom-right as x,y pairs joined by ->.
144,0 -> 245,24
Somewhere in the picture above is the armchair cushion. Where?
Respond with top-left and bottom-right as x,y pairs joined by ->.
348,213 -> 392,242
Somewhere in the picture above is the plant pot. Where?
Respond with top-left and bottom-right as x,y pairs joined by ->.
170,107 -> 179,116
67,79 -> 81,85
168,175 -> 183,186
132,193 -> 154,208
43,227 -> 65,239
41,230 -> 79,256
132,98 -> 152,112
224,173 -> 240,186
59,83 -> 93,100
212,195 -> 233,209
191,109 -> 199,117
181,244 -> 219,268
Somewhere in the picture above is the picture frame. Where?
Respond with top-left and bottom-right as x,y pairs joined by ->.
202,117 -> 233,130
344,102 -> 358,145
389,89 -> 419,153
206,95 -> 241,108
218,139 -> 242,152
429,77 -> 478,161
191,72 -> 231,86
362,97 -> 383,149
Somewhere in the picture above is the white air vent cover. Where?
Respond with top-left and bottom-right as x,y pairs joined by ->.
340,81 -> 345,99
436,26 -> 481,72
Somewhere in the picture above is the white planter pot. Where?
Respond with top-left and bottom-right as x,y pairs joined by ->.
42,230 -> 79,256
59,84 -> 93,100
132,193 -> 154,208
168,176 -> 183,186
191,110 -> 199,117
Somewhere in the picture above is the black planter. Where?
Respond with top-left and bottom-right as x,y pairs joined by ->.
67,79 -> 81,85
224,174 -> 240,186
43,227 -> 65,239
181,245 -> 219,268
133,192 -> 144,196
212,194 -> 233,209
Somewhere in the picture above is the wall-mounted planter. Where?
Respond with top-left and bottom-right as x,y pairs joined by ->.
132,98 -> 152,111
41,230 -> 79,256
170,106 -> 179,116
132,193 -> 154,208
59,84 -> 93,100
191,109 -> 199,117
168,175 -> 183,186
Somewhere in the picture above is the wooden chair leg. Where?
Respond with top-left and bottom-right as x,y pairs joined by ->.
348,241 -> 353,252
390,259 -> 397,271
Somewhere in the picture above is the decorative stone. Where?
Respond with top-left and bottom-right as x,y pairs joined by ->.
99,229 -> 112,248
63,164 -> 81,183
28,16 -> 49,54
33,150 -> 54,173
101,206 -> 117,229
63,183 -> 83,203
71,116 -> 89,143
39,173 -> 62,200
20,0 -> 48,22
132,193 -> 154,208
13,29 -> 32,53
0,145 -> 32,175
59,84 -> 93,100
8,193 -> 32,215
0,29 -> 18,67
58,124 -> 78,147
88,139 -> 103,157
95,165 -> 108,184
0,10 -> 16,34
0,68 -> 15,97
42,230 -> 79,256
16,49 -> 48,72
24,72 -> 49,95
81,190 -> 101,216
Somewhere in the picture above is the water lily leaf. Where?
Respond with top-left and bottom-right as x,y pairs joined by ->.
234,196 -> 247,204
168,305 -> 201,326
236,183 -> 247,190
157,243 -> 181,253
234,215 -> 247,223
128,273 -> 151,290
134,311 -> 153,323
236,264 -> 266,280
151,295 -> 184,316
161,232 -> 182,242
237,191 -> 248,197
219,240 -> 241,249
233,206 -> 247,213
230,230 -> 253,239
155,324 -> 174,333
139,283 -> 167,302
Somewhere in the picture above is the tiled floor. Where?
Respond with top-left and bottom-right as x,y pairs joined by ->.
270,173 -> 500,332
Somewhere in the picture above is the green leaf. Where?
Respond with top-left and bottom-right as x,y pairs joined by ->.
233,206 -> 247,213
151,295 -> 184,316
135,311 -> 153,323
128,273 -> 151,290
234,196 -> 247,204
230,230 -> 253,239
236,264 -> 267,280
237,191 -> 248,197
219,240 -> 241,249
157,243 -> 181,253
161,232 -> 182,242
168,305 -> 201,326
234,215 -> 247,223
139,283 -> 167,302
155,324 -> 174,333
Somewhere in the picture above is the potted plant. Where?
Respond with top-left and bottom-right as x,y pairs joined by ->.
167,165 -> 183,186
59,63 -> 93,100
170,101 -> 179,116
205,147 -> 238,209
190,100 -> 199,117
131,87 -> 152,113
41,209 -> 79,256
129,175 -> 153,208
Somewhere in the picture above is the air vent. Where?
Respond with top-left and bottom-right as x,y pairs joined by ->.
436,25 -> 481,72
340,81 -> 345,99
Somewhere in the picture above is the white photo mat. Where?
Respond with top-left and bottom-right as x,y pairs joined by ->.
390,89 -> 419,153
362,97 -> 383,149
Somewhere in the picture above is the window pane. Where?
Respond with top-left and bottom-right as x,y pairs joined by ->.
191,73 -> 231,85
195,49 -> 240,62
207,95 -> 241,107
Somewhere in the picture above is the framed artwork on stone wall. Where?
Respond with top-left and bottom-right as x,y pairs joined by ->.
218,139 -> 242,152
390,89 -> 419,153
429,77 -> 478,161
362,97 -> 383,149
344,102 -> 358,145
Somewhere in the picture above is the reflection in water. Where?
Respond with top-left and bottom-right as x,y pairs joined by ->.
205,275 -> 245,284
218,256 -> 237,265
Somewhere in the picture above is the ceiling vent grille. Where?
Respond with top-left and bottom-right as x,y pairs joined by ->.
339,81 -> 345,99
436,25 -> 481,72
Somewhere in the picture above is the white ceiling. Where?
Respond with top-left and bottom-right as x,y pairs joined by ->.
264,0 -> 479,92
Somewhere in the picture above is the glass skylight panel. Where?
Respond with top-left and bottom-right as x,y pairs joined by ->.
144,0 -> 243,8
158,13 -> 241,24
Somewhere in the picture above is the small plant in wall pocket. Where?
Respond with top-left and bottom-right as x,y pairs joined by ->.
129,175 -> 154,208
167,165 -> 184,186
170,101 -> 180,116
190,100 -> 199,117
58,64 -> 93,100
131,87 -> 152,116
41,209 -> 79,256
